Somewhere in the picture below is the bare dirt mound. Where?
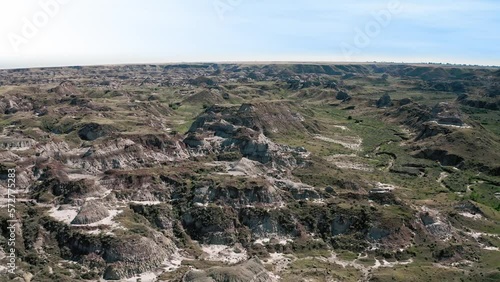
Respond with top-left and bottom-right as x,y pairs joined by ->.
71,201 -> 110,224
49,81 -> 82,96
183,89 -> 227,105
183,257 -> 274,282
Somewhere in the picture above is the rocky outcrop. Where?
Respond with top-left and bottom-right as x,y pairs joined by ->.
41,211 -> 176,281
376,93 -> 393,108
336,90 -> 351,101
71,201 -> 110,224
184,103 -> 310,167
415,122 -> 452,140
31,177 -> 101,204
78,123 -> 117,141
399,98 -> 412,106
183,89 -> 226,105
431,102 -> 465,126
192,180 -> 281,207
49,81 -> 81,96
331,215 -> 354,236
287,78 -> 303,90
182,206 -> 238,245
413,149 -> 464,167
0,138 -> 35,150
272,178 -> 320,200
101,173 -> 174,202
239,207 -> 297,238
128,133 -> 185,152
188,76 -> 217,87
188,102 -> 317,137
130,204 -> 174,233
103,236 -> 173,280
0,91 -> 35,114
68,137 -> 189,174
457,94 -> 500,110
454,200 -> 484,216
389,103 -> 433,129
369,191 -> 399,205
418,80 -> 466,93
183,258 -> 273,282
419,210 -> 453,240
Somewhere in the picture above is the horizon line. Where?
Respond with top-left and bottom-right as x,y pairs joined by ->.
1,60 -> 499,71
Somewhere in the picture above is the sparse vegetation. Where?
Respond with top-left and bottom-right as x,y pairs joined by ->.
0,63 -> 499,281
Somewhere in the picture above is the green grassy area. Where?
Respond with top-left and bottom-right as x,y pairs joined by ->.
467,183 -> 500,211
371,265 -> 467,282
462,106 -> 500,136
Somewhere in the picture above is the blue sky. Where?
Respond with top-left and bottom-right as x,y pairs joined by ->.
0,0 -> 499,68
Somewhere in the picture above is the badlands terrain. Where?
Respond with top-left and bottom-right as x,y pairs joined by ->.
0,63 -> 499,281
